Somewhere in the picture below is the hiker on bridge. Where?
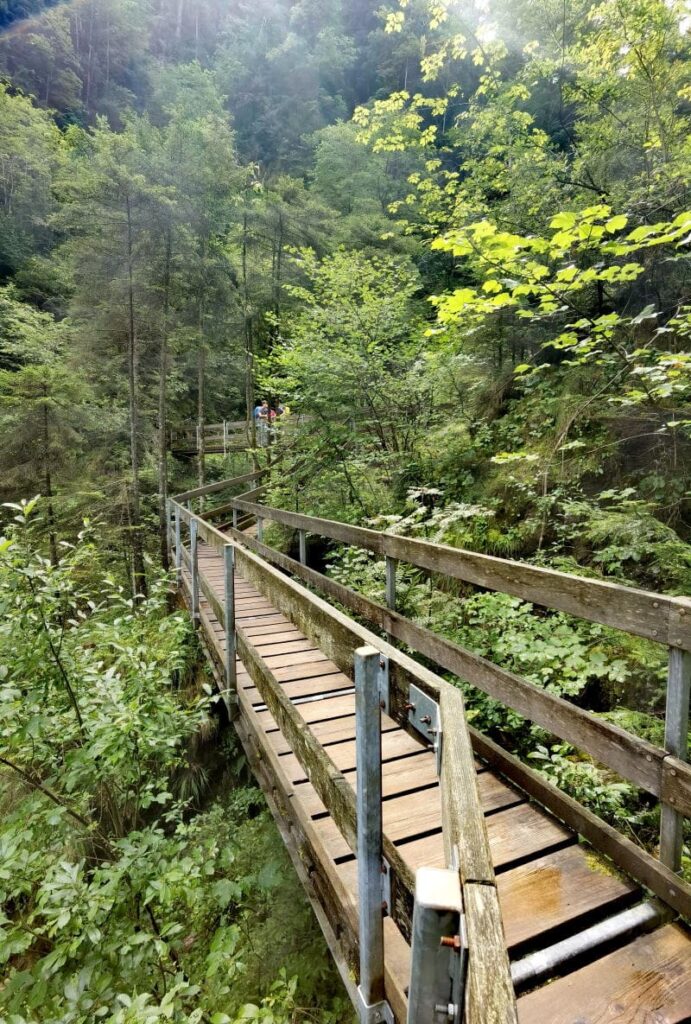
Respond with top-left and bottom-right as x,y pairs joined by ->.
254,399 -> 270,446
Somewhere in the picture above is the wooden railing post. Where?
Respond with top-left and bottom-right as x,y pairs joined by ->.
174,505 -> 182,581
232,505 -> 239,530
660,647 -> 691,871
385,556 -> 397,611
223,420 -> 228,456
190,518 -> 200,623
354,646 -> 393,1024
298,529 -> 307,566
256,516 -> 264,543
223,543 -> 237,716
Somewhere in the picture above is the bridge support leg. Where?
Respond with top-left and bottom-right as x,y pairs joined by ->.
298,529 -> 307,566
355,646 -> 393,1024
190,518 -> 200,623
223,543 -> 237,718
660,646 -> 691,871
174,505 -> 182,582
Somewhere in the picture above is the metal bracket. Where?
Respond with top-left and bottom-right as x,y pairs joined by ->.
356,987 -> 394,1024
408,684 -> 442,773
381,858 -> 391,914
378,655 -> 390,716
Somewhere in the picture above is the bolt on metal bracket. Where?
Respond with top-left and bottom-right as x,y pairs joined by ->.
381,858 -> 392,914
408,683 -> 442,772
378,655 -> 390,716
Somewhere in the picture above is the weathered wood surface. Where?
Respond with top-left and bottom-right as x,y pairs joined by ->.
440,684 -> 496,884
516,923 -> 691,1024
226,496 -> 691,648
179,526 -> 691,1024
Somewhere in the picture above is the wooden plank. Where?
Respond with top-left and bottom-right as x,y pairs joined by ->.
252,638 -> 318,657
399,803 -> 573,873
464,883 -> 518,1024
497,844 -> 638,952
470,726 -> 691,921
277,729 -> 429,783
245,674 -> 354,706
440,684 -> 495,884
174,469 -> 262,503
516,923 -> 691,1024
255,692 -> 357,728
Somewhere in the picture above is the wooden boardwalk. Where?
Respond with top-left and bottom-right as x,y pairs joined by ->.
186,537 -> 691,1024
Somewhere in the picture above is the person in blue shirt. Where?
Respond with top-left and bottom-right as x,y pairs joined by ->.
254,400 -> 269,446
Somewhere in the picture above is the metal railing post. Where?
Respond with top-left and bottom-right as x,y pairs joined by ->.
223,543 -> 237,716
385,556 -> 397,611
660,646 -> 691,871
407,868 -> 464,1024
354,646 -> 393,1024
190,518 -> 200,623
174,505 -> 182,581
299,529 -> 307,566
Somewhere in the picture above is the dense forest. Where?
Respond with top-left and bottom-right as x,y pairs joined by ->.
1,0 -> 690,1019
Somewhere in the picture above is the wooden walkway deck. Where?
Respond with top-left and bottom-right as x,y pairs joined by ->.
186,536 -> 691,1024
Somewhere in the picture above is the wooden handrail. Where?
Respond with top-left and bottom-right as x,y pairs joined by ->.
227,496 -> 691,649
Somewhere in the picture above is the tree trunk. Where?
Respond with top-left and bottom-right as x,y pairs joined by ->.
125,192 -> 147,599
242,209 -> 257,468
197,279 -> 206,493
158,229 -> 171,572
42,391 -> 58,566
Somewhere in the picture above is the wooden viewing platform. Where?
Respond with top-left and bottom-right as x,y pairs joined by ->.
169,467 -> 691,1024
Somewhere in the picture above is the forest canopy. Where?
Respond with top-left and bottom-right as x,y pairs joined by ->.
1,0 -> 691,1020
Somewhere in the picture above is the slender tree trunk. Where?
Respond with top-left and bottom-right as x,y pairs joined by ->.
242,209 -> 257,468
197,264 -> 206,493
125,192 -> 147,598
158,230 -> 172,572
42,392 -> 58,566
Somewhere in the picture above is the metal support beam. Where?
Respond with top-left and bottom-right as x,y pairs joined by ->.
511,900 -> 668,991
407,867 -> 464,1024
174,505 -> 182,582
298,529 -> 307,566
190,517 -> 199,622
355,646 -> 393,1024
385,556 -> 397,612
224,544 -> 237,716
660,647 -> 691,871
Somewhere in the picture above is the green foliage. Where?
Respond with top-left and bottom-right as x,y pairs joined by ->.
0,504 -> 352,1022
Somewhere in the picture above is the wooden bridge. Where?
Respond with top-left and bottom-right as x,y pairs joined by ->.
168,420 -> 248,456
169,467 -> 691,1024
